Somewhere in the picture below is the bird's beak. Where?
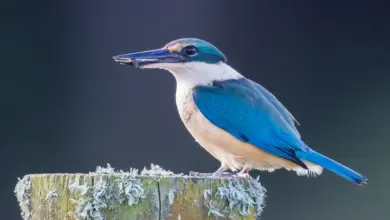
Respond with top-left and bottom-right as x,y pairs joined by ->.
112,48 -> 182,68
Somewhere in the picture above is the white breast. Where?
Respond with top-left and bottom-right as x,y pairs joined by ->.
175,82 -> 242,171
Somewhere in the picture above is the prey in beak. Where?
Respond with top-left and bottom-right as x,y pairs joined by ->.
112,48 -> 182,68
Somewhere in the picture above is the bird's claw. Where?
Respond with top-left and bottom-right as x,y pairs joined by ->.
189,171 -> 213,177
189,171 -> 225,177
189,171 -> 237,177
235,172 -> 250,178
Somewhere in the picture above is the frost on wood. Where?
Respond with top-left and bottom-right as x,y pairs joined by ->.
204,176 -> 266,219
14,175 -> 31,220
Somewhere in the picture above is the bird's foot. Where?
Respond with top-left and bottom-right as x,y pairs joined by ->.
189,171 -> 211,177
189,171 -> 235,177
233,166 -> 251,178
212,166 -> 226,176
189,165 -> 248,178
235,172 -> 250,178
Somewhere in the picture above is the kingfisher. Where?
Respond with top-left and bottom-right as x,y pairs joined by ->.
113,38 -> 367,185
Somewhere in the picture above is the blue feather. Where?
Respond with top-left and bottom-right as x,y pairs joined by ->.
253,81 -> 301,138
193,78 -> 367,185
296,151 -> 367,185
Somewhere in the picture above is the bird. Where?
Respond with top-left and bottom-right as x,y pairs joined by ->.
113,38 -> 367,185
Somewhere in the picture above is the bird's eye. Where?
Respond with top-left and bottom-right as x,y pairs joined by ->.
182,46 -> 198,57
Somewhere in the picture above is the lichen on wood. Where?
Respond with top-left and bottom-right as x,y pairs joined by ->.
205,176 -> 266,218
69,164 -> 151,220
15,175 -> 31,220
15,164 -> 266,220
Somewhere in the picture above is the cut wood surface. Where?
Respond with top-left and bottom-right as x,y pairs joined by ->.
15,164 -> 266,220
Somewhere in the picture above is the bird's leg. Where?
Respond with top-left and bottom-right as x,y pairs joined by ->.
189,164 -> 233,177
212,165 -> 236,177
212,165 -> 228,176
236,165 -> 250,178
189,171 -> 210,177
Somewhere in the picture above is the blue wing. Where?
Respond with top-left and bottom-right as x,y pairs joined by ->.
253,81 -> 301,138
193,78 -> 309,168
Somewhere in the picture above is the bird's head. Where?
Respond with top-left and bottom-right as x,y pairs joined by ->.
113,38 -> 241,84
113,38 -> 227,70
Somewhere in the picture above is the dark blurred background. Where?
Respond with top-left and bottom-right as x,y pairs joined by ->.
1,0 -> 389,219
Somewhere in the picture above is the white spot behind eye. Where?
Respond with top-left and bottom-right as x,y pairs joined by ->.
167,43 -> 185,53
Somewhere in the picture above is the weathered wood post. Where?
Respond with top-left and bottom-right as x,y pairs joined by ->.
15,164 -> 266,220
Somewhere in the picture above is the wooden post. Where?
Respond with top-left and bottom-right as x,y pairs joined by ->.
15,165 -> 266,220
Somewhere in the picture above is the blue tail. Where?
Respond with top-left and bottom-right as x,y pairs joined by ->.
296,150 -> 367,185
